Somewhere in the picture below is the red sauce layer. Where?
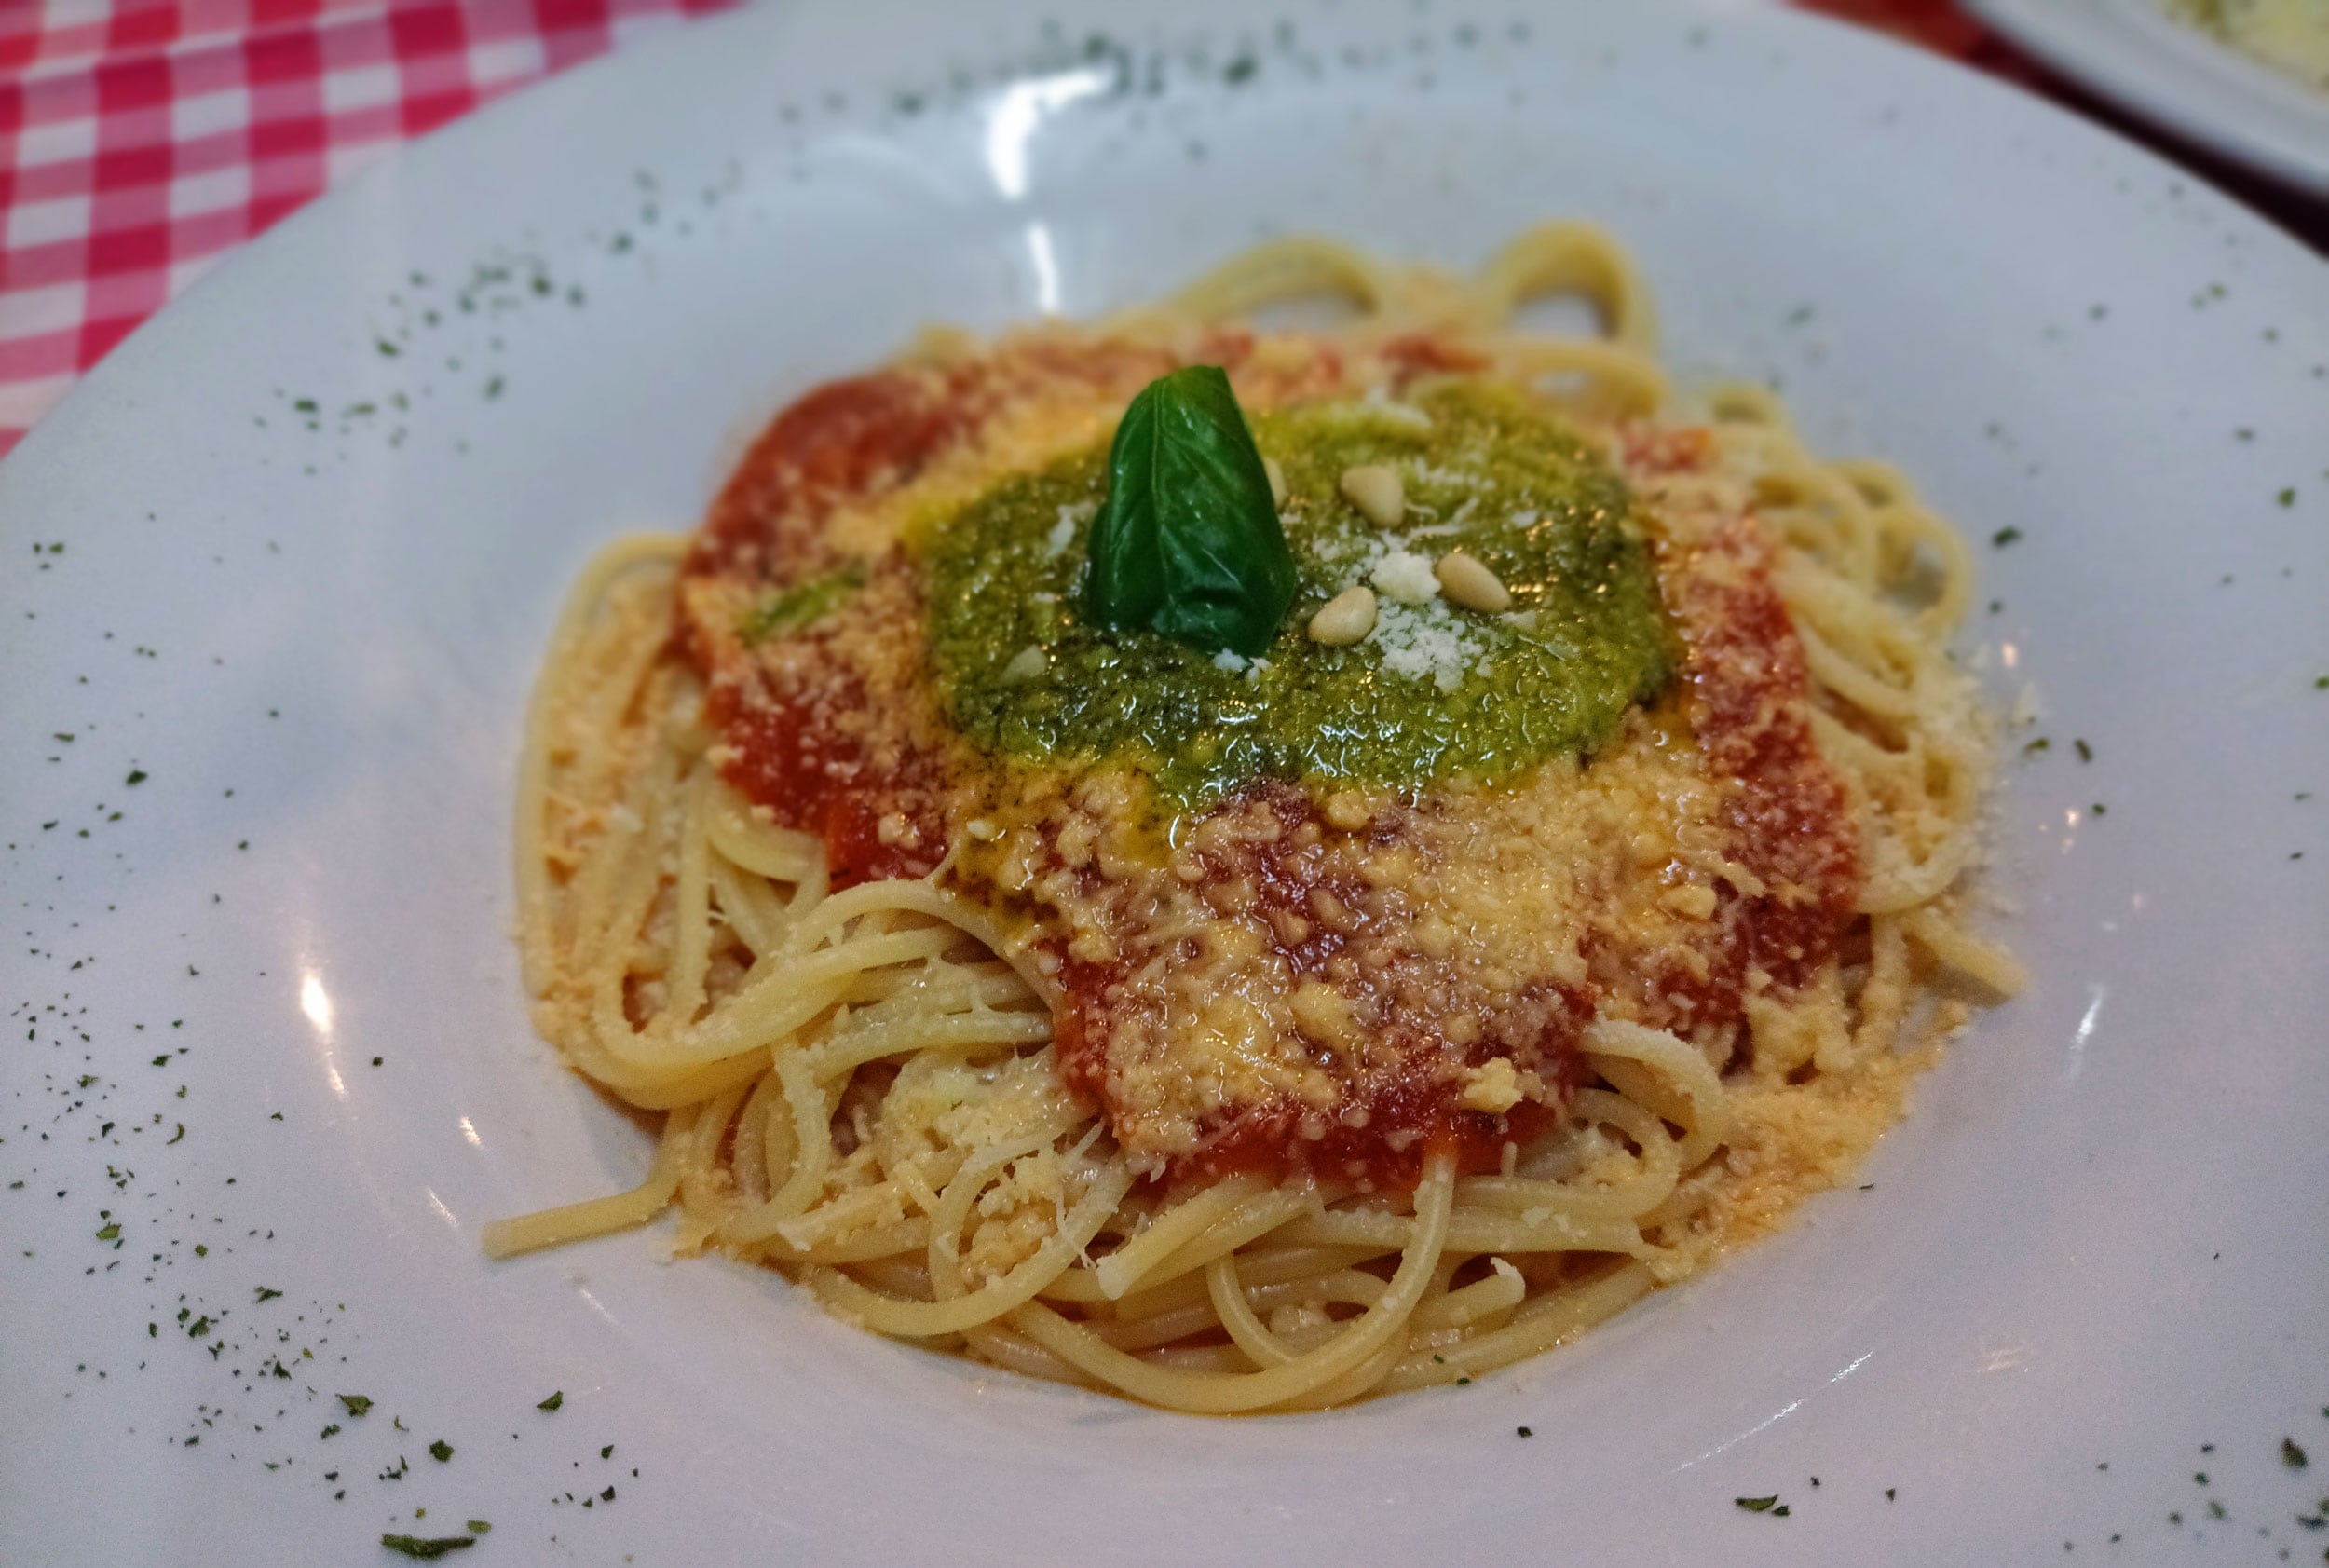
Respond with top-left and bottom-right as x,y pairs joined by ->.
688,365 -> 986,579
1050,786 -> 1583,1191
678,346 -> 1860,1188
683,366 -> 983,885
680,332 -> 1343,886
1614,426 -> 1859,1043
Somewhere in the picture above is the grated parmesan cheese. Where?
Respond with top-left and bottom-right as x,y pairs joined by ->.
1408,461 -> 1486,491
1371,601 -> 1486,691
1459,1057 -> 1525,1113
1045,499 -> 1095,558
1369,550 -> 1441,605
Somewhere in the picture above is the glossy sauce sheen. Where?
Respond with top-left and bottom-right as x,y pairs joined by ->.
676,335 -> 1861,1186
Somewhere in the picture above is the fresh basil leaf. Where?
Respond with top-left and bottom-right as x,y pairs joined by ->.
1081,366 -> 1296,658
740,561 -> 865,646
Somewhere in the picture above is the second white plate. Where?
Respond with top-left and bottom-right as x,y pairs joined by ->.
1966,0 -> 2329,194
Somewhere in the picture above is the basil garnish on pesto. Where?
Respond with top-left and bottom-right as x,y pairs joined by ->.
1080,365 -> 1297,658
924,382 -> 1672,805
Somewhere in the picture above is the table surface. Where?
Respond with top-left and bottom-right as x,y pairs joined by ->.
1,0 -> 2322,461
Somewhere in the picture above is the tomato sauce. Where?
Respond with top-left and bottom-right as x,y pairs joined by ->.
680,345 -> 1861,1190
1049,785 -> 1586,1187
1621,424 -> 1860,1036
701,676 -> 948,887
688,365 -> 985,579
681,344 -> 1168,885
683,366 -> 979,888
1060,429 -> 1859,1186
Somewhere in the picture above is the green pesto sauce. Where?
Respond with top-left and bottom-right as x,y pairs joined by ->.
920,383 -> 1672,807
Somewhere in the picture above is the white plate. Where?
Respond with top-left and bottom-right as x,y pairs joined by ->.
1965,0 -> 2329,195
4,3 -> 2326,1564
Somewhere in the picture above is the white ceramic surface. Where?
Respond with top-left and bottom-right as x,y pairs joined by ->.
4,3 -> 2325,1564
1967,0 -> 2329,195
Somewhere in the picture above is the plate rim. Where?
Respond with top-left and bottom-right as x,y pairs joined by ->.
3,2 -> 2326,1564
1963,0 -> 2329,195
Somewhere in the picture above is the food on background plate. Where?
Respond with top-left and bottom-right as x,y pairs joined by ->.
2172,0 -> 2329,92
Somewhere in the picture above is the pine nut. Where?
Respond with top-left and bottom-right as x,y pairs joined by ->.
1435,550 -> 1511,613
1264,457 -> 1288,509
1306,585 -> 1378,647
1339,464 -> 1405,528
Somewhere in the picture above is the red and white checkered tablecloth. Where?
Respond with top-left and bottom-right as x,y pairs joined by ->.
2,2 -> 2316,464
0,0 -> 737,461
0,0 -> 2034,466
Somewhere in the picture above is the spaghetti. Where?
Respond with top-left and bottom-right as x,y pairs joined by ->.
485,225 -> 2022,1412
